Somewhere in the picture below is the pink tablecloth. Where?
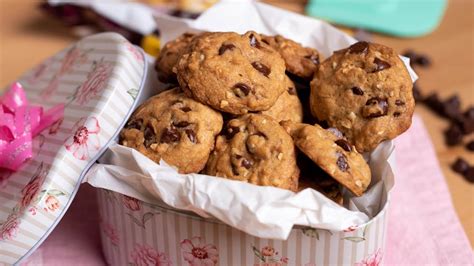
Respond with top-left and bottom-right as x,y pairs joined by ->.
22,115 -> 473,265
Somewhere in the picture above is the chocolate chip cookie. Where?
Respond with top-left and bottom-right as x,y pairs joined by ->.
205,114 -> 299,191
154,32 -> 196,83
281,121 -> 371,196
310,41 -> 414,152
176,31 -> 287,114
261,34 -> 321,80
260,75 -> 303,123
120,88 -> 223,174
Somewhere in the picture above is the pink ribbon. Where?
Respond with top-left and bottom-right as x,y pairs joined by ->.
0,82 -> 64,171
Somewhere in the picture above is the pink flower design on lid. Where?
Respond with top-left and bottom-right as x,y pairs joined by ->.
102,222 -> 120,246
122,195 -> 142,211
20,162 -> 48,210
261,246 -> 275,257
355,249 -> 383,266
126,43 -> 144,62
0,214 -> 20,241
64,117 -> 100,160
130,244 -> 173,266
180,236 -> 218,265
74,58 -> 113,105
44,195 -> 60,212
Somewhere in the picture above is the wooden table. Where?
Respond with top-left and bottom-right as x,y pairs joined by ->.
1,0 -> 473,247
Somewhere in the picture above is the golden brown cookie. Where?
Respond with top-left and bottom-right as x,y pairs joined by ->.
176,31 -> 287,114
260,75 -> 303,123
281,121 -> 371,196
120,88 -> 223,173
205,114 -> 299,191
310,41 -> 414,152
261,34 -> 321,80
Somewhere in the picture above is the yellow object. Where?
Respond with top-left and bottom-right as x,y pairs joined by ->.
141,34 -> 161,57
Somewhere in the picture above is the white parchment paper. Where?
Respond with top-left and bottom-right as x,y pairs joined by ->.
85,0 -> 417,240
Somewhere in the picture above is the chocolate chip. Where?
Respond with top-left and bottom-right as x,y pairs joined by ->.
348,41 -> 369,54
393,112 -> 401,117
249,33 -> 261,48
336,152 -> 349,172
415,55 -> 431,67
181,107 -> 192,112
318,120 -> 330,129
144,125 -> 156,147
288,87 -> 296,95
460,107 -> 474,134
372,58 -> 391,73
160,127 -> 180,143
452,157 -> 469,174
233,83 -> 251,97
241,158 -> 253,169
466,140 -> 474,151
262,39 -> 270,45
351,87 -> 364,96
335,139 -> 352,152
173,121 -> 190,128
126,119 -> 142,130
231,164 -> 239,176
218,43 -> 236,55
443,95 -> 461,120
226,126 -> 240,139
465,167 -> 474,183
444,124 -> 463,146
464,107 -> 474,120
395,100 -> 405,106
424,93 -> 444,115
185,129 -> 196,143
251,62 -> 271,77
363,97 -> 388,118
304,54 -> 319,65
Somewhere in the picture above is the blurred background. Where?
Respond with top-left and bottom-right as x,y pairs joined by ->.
0,0 -> 472,248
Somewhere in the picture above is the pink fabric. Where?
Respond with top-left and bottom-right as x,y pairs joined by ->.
22,115 -> 472,265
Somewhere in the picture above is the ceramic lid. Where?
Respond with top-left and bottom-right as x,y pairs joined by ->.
0,32 -> 147,264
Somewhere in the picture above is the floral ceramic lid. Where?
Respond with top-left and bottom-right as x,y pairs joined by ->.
0,32 -> 148,264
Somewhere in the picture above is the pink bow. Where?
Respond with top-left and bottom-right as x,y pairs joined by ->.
0,82 -> 64,171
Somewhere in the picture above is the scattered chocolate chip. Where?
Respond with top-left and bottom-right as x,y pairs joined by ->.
173,121 -> 190,128
444,124 -> 463,146
233,83 -> 251,97
403,50 -> 431,68
465,167 -> 474,183
412,82 -> 423,102
363,97 -> 388,118
241,158 -> 253,169
336,152 -> 349,172
443,95 -> 461,120
452,157 -> 469,174
160,127 -> 180,143
461,107 -> 474,134
327,127 -> 343,138
249,33 -> 261,48
251,62 -> 271,77
348,41 -> 369,54
185,129 -> 196,143
304,54 -> 319,65
144,125 -> 156,147
372,58 -> 391,73
335,139 -> 352,152
466,140 -> 474,151
393,112 -> 401,117
126,119 -> 142,130
424,93 -> 444,115
464,107 -> 474,120
395,100 -> 405,106
181,106 -> 192,112
226,126 -> 240,139
218,43 -> 236,55
351,87 -> 364,96
288,87 -> 296,95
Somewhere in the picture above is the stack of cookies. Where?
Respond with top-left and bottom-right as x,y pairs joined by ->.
120,31 -> 414,204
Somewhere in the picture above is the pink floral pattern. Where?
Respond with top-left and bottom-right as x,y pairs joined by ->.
20,163 -> 48,210
0,214 -> 20,241
126,42 -> 144,62
64,117 -> 100,160
130,244 -> 173,266
344,225 -> 358,232
181,236 -> 218,265
44,195 -> 60,212
253,245 -> 288,265
102,222 -> 120,246
41,46 -> 88,99
355,249 -> 383,266
74,58 -> 113,105
122,195 -> 142,211
48,118 -> 63,135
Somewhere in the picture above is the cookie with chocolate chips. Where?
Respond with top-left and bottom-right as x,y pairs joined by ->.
310,41 -> 414,152
261,34 -> 321,80
205,114 -> 299,191
154,32 -> 197,83
120,88 -> 223,173
176,31 -> 286,114
260,75 -> 303,123
281,121 -> 371,196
